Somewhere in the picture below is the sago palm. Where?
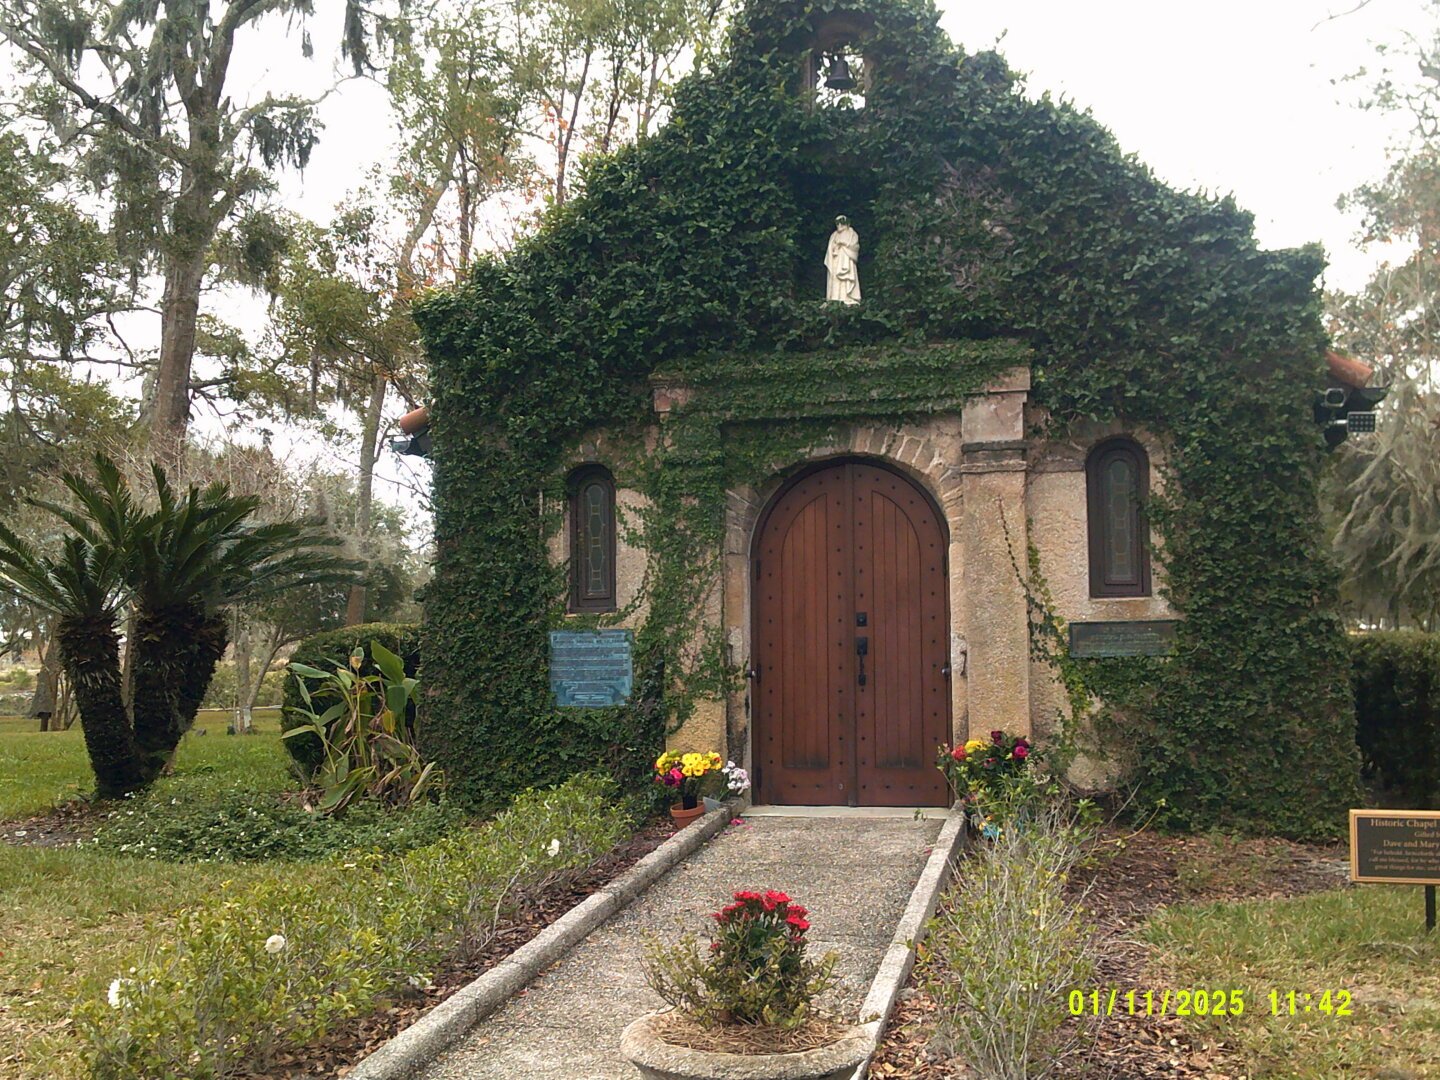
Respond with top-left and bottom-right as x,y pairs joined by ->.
61,458 -> 358,778
133,467 -> 356,773
0,522 -> 143,795
9,454 -> 357,791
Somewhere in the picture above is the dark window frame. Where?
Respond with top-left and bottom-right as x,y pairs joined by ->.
1086,438 -> 1152,598
568,466 -> 617,613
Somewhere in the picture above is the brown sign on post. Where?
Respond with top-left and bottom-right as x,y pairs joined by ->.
1349,810 -> 1440,886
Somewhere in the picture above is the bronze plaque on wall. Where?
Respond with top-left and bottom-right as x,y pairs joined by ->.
1068,620 -> 1178,658
549,629 -> 633,707
1350,810 -> 1440,886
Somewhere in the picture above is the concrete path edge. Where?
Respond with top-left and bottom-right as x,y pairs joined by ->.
850,806 -> 969,1080
345,802 -> 739,1080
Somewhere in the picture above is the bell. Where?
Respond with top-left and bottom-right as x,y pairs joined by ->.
824,55 -> 857,92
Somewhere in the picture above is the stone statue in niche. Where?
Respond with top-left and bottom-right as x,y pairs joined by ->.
824,214 -> 861,304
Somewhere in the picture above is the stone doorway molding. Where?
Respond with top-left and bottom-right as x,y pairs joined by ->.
718,366 -> 1034,795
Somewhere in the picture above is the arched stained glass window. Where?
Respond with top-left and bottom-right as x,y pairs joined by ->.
1086,439 -> 1151,598
569,467 -> 616,612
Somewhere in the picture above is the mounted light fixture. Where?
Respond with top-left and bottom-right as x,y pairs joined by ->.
824,53 -> 857,91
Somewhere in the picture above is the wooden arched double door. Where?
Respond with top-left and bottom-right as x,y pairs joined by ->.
752,460 -> 951,806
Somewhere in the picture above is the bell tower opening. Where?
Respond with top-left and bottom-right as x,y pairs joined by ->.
801,11 -> 875,110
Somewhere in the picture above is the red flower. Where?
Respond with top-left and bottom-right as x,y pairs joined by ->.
788,904 -> 808,918
764,890 -> 790,906
990,730 -> 1004,743
1013,744 -> 1029,759
733,890 -> 762,903
950,746 -> 966,761
786,913 -> 810,931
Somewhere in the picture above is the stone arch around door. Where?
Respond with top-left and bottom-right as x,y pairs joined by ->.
748,457 -> 952,806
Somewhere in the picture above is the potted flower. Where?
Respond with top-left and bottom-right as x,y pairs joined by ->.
622,890 -> 867,1080
654,750 -> 733,827
936,728 -> 1039,836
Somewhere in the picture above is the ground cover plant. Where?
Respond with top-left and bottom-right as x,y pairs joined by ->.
77,774 -> 628,1080
0,707 -> 647,1080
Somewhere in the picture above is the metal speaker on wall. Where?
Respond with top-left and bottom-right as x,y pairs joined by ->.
825,54 -> 857,91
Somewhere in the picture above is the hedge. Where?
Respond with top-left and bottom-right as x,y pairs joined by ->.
1350,630 -> 1440,809
280,623 -> 421,775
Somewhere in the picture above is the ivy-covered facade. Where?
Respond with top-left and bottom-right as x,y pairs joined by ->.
415,0 -> 1360,837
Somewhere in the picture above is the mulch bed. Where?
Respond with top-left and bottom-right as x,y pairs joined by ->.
244,819 -> 675,1079
0,799 -> 103,847
869,827 -> 1350,1079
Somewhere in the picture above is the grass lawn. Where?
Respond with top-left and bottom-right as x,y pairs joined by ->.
1146,884 -> 1440,1078
0,713 -> 299,1078
0,708 -> 286,821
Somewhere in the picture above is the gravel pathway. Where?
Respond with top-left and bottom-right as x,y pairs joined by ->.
418,810 -> 945,1080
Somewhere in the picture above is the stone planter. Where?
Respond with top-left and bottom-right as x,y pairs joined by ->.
620,1012 -> 870,1080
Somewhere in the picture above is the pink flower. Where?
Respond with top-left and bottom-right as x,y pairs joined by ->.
1013,744 -> 1029,759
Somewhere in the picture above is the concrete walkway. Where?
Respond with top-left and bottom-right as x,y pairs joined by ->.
418,811 -> 945,1080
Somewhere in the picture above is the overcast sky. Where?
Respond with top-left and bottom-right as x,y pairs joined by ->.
940,0 -> 1431,291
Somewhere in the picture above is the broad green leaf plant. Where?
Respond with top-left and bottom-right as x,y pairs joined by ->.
284,641 -> 442,814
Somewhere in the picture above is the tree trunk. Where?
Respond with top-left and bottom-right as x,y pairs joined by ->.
56,615 -> 143,798
148,248 -> 208,459
130,602 -> 227,781
555,48 -> 593,206
233,611 -> 253,734
174,613 -> 229,739
345,375 -> 386,626
248,630 -> 286,713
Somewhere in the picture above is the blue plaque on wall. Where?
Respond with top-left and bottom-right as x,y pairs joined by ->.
550,629 -> 634,707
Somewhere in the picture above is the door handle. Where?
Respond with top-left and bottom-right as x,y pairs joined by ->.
856,636 -> 868,686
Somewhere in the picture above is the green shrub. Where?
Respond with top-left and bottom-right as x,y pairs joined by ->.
285,641 -> 441,813
77,774 -> 629,1080
920,799 -> 1098,1080
280,623 -> 420,774
89,779 -> 465,862
1349,630 -> 1440,809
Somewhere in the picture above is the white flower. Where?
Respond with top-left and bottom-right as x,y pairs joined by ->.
546,838 -> 561,858
264,934 -> 287,955
107,978 -> 129,1008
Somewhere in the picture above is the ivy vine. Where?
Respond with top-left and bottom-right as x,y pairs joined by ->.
415,0 -> 1358,837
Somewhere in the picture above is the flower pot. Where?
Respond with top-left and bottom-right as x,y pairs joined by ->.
669,803 -> 706,829
620,1012 -> 869,1080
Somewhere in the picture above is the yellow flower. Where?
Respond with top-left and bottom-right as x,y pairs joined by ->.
964,739 -> 987,755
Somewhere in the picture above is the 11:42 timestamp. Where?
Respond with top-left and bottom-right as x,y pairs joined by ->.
1270,989 -> 1353,1016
